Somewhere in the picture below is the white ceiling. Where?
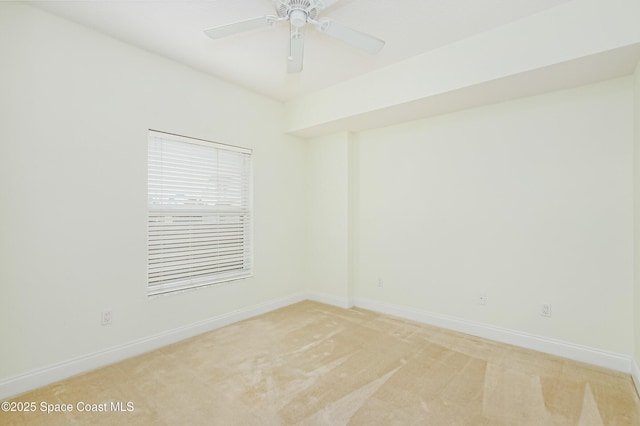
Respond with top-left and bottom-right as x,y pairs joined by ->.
28,0 -> 572,102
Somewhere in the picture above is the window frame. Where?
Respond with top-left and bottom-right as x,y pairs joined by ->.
147,130 -> 253,296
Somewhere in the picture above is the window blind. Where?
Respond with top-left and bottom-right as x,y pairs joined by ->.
147,130 -> 252,295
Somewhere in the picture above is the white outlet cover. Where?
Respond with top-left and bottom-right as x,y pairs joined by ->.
101,310 -> 113,325
541,304 -> 552,317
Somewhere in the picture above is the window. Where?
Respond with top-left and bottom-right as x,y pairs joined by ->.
147,130 -> 252,295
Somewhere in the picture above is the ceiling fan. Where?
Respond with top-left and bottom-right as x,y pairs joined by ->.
204,0 -> 385,73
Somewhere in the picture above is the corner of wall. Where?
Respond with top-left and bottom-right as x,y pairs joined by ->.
305,132 -> 352,302
633,358 -> 640,399
634,59 -> 640,381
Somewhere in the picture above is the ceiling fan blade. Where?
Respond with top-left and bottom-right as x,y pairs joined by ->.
204,16 -> 271,39
316,19 -> 385,54
287,29 -> 304,73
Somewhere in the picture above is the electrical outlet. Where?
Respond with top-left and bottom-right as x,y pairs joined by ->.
377,278 -> 383,288
101,310 -> 113,326
479,292 -> 487,305
541,304 -> 551,317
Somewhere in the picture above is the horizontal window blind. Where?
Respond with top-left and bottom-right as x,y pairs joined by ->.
148,130 -> 252,295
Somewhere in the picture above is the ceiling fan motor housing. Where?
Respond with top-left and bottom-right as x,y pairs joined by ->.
276,0 -> 321,25
290,9 -> 307,27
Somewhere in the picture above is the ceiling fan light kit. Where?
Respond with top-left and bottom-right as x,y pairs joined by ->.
289,9 -> 308,28
204,0 -> 385,73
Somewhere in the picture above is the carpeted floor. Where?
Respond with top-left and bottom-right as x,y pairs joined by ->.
2,301 -> 639,425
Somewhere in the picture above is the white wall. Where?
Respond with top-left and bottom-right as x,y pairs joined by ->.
634,62 -> 640,372
0,2 -> 307,383
354,77 -> 635,355
305,132 -> 352,306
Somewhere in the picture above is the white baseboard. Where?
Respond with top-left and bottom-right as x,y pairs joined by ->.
632,359 -> 640,397
305,291 -> 352,309
353,298 -> 632,373
0,292 -> 307,400
2,293 -> 632,401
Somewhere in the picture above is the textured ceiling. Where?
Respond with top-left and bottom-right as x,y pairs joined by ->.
28,0 -> 572,102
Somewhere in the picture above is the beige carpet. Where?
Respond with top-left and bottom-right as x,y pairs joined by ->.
2,301 -> 639,425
